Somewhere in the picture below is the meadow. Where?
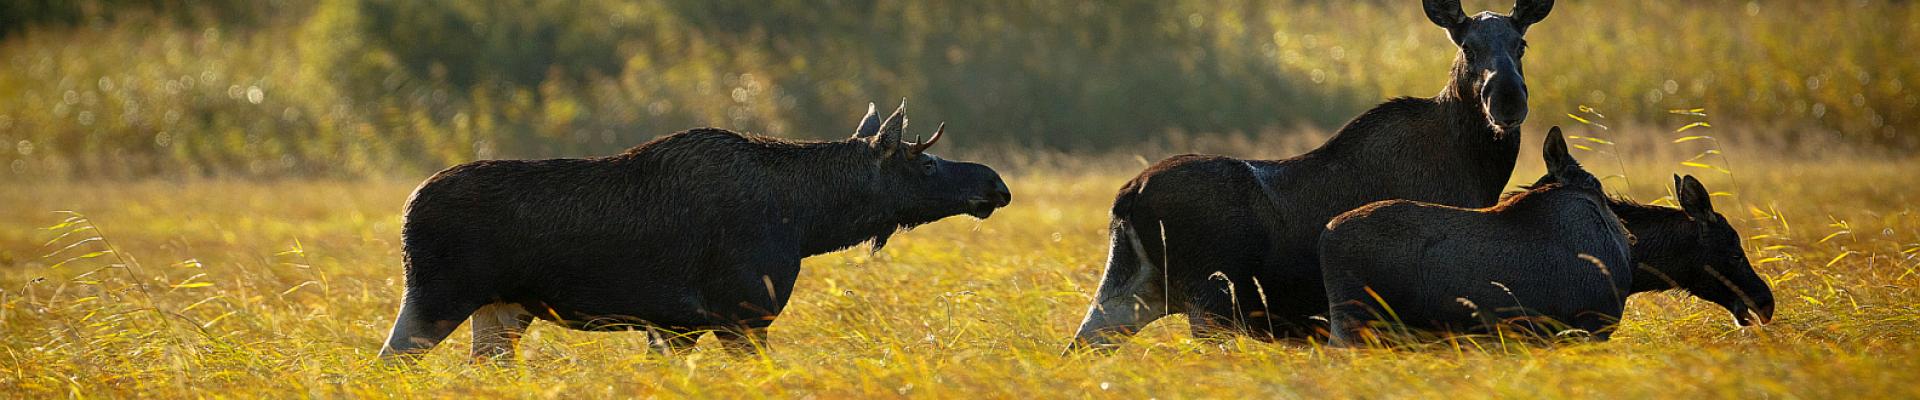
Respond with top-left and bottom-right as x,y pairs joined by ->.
2,127 -> 1918,398
3,0 -> 1919,397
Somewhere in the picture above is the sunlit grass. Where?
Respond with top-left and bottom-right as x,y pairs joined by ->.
2,133 -> 1918,397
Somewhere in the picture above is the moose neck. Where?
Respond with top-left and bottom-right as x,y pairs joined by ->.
777,144 -> 914,257
1610,201 -> 1702,294
1436,54 -> 1478,107
1435,54 -> 1507,142
608,132 -> 908,258
1431,54 -> 1522,204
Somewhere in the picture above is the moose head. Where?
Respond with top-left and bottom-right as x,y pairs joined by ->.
1425,0 -> 1554,132
1526,158 -> 1779,327
1663,175 -> 1776,326
850,101 -> 1012,236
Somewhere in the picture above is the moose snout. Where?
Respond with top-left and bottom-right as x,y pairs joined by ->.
964,177 -> 1012,219
985,179 -> 1012,207
1481,65 -> 1530,129
1490,106 -> 1526,129
1483,84 -> 1529,129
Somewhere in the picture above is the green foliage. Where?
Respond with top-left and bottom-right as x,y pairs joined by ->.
0,0 -> 1915,178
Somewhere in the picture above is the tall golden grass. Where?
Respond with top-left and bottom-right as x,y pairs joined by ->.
1,123 -> 1917,397
2,1 -> 1916,397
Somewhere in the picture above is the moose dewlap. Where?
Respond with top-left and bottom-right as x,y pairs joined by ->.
378,101 -> 1011,361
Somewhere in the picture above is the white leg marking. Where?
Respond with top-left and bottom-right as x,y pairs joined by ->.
379,296 -> 432,358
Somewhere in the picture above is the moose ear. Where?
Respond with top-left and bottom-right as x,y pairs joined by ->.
851,102 -> 881,139
1510,0 -> 1554,33
1424,0 -> 1469,32
870,99 -> 908,157
1677,174 -> 1719,222
1541,126 -> 1576,173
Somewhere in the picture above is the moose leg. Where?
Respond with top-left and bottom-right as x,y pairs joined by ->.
1070,295 -> 1169,351
1325,300 -> 1376,347
704,256 -> 798,356
378,289 -> 484,360
1185,273 -> 1272,341
715,327 -> 770,355
1167,207 -> 1277,342
647,328 -> 703,355
1570,310 -> 1622,342
1319,264 -> 1383,348
1187,312 -> 1240,341
470,303 -> 535,363
1181,259 -> 1269,341
1068,225 -> 1172,352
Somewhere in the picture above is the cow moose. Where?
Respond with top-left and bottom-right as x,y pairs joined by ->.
378,101 -> 1012,361
1319,127 -> 1634,345
1069,0 -> 1555,349
1540,174 -> 1777,327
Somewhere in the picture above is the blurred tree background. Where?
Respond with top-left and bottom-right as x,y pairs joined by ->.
0,0 -> 1913,178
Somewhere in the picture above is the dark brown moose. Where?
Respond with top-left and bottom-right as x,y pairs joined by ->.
378,101 -> 1012,361
1319,127 -> 1633,345
1069,0 -> 1555,349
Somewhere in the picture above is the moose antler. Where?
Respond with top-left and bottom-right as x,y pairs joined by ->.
909,122 -> 945,154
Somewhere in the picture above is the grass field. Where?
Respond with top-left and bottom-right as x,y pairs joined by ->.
2,129 -> 1919,398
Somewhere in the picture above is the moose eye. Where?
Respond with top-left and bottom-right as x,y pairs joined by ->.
920,158 -> 938,176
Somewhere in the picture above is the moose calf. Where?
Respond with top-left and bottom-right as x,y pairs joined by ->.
1320,127 -> 1634,345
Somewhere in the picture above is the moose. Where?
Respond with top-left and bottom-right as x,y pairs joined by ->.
1319,128 -> 1634,345
378,101 -> 1012,361
1554,174 -> 1777,327
1069,0 -> 1555,349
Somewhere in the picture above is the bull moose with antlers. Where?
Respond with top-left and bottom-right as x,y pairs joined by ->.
379,100 -> 1012,361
